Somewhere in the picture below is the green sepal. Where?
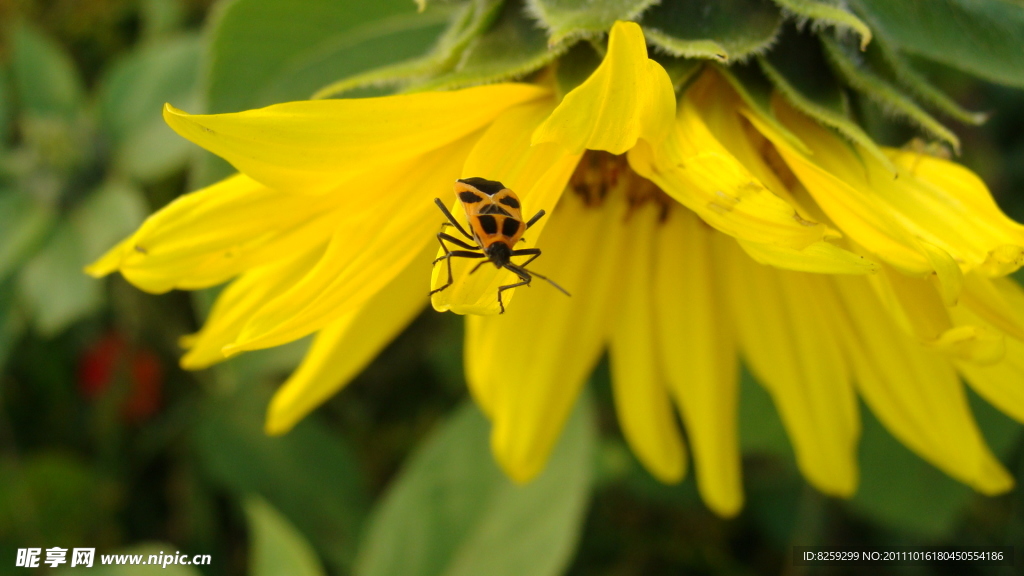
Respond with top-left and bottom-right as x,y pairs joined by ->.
871,36 -> 988,126
652,54 -> 703,93
312,0 -> 502,99
821,36 -> 960,154
554,41 -> 603,101
640,0 -> 783,62
759,29 -> 894,172
525,0 -> 659,45
772,0 -> 872,50
412,1 -> 569,91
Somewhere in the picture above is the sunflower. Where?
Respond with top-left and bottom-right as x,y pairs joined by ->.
88,20 -> 1024,517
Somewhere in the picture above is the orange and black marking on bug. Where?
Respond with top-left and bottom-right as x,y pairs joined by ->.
430,177 -> 570,314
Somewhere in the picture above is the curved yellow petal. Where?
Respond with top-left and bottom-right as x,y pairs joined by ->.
265,246 -> 430,435
228,131 -> 480,354
163,83 -> 550,195
750,97 -> 1024,280
532,21 -> 676,155
737,238 -> 877,275
85,237 -> 133,278
101,174 -> 344,294
430,100 -> 580,315
655,208 -> 742,516
465,191 -> 628,482
725,243 -> 860,497
628,92 -> 831,250
888,149 -> 1024,276
960,275 -> 1024,342
742,101 -> 932,275
958,328 -> 1024,424
867,265 -> 1003,364
832,276 -> 1013,495
181,247 -> 325,369
610,202 -> 687,484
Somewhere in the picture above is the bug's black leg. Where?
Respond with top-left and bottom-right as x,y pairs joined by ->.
506,262 -> 570,297
525,209 -> 546,229
510,248 -> 541,268
469,260 -> 490,275
431,250 -> 485,296
433,232 -> 477,263
431,232 -> 484,296
434,198 -> 474,241
496,276 -> 532,314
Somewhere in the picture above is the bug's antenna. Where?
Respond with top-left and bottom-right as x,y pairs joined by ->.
505,263 -> 570,297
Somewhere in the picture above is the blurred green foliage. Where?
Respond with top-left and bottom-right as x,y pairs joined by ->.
1,1 -> 1024,576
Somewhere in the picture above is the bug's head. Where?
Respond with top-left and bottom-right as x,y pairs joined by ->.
485,242 -> 512,267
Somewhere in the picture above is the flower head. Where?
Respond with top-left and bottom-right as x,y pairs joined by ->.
89,21 -> 1024,517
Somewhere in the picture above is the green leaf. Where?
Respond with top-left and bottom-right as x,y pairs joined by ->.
0,284 -> 24,371
18,223 -> 101,336
759,28 -> 894,171
53,543 -> 206,576
244,496 -> 327,576
0,452 -> 117,548
849,391 -> 1020,538
194,383 -> 367,572
640,0 -> 783,62
851,0 -> 1024,89
141,0 -> 187,39
820,36 -> 960,153
98,35 -> 202,181
15,181 -> 145,336
415,0 -> 567,91
10,23 -> 84,119
739,366 -> 794,459
205,0 -> 451,113
0,66 -> 12,145
0,190 -> 56,282
525,0 -> 659,44
312,1 -> 500,99
772,0 -> 872,50
355,398 -> 595,576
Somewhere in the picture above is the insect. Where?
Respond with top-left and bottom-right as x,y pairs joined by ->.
430,177 -> 570,314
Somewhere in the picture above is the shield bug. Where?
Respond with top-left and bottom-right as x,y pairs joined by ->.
430,177 -> 570,314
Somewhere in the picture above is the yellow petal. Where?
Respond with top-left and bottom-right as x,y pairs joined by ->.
85,237 -> 133,277
654,208 -> 742,516
532,21 -> 676,155
163,83 -> 549,195
430,100 -> 581,315
228,131 -> 480,354
866,265 -> 1003,364
888,149 -> 1024,276
181,247 -> 325,369
724,243 -> 860,497
265,246 -> 430,435
832,276 -> 1013,494
960,275 -> 1024,342
742,101 -> 932,275
610,202 -> 687,484
958,328 -> 1024,424
628,91 -> 831,250
750,97 -> 1024,279
103,174 -> 344,293
464,190 -> 628,482
737,238 -> 877,275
